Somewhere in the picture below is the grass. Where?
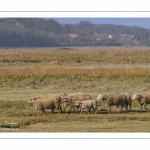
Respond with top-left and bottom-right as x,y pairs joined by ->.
1,108 -> 150,132
1,66 -> 150,77
1,47 -> 150,66
1,46 -> 150,132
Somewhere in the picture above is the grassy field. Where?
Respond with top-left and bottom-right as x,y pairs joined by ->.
1,46 -> 150,132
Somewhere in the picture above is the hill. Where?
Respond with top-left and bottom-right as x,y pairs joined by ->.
0,18 -> 150,47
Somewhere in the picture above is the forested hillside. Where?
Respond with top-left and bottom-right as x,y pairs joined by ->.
0,18 -> 150,47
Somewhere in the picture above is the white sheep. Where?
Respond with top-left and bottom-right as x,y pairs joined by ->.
74,100 -> 98,114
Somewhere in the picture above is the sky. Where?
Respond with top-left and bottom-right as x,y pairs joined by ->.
51,18 -> 150,29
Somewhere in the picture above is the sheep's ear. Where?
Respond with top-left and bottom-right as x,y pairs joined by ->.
136,94 -> 140,98
102,94 -> 106,98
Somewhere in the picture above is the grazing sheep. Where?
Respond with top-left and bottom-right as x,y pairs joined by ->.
97,93 -> 127,113
28,96 -> 62,115
132,93 -> 150,112
74,100 -> 98,114
61,94 -> 92,114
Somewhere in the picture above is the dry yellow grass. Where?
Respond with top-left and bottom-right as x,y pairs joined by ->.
1,47 -> 150,67
0,66 -> 150,77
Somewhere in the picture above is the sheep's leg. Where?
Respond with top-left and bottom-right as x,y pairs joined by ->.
78,107 -> 81,113
140,105 -> 143,112
59,106 -> 62,113
143,104 -> 150,111
75,106 -> 78,111
120,105 -> 125,113
126,105 -> 128,112
50,109 -> 54,114
108,106 -> 112,113
106,105 -> 111,113
86,108 -> 90,114
42,109 -> 47,115
125,105 -> 128,112
68,107 -> 73,114
63,103 -> 69,112
76,106 -> 81,113
80,108 -> 83,114
56,106 -> 62,114
119,107 -> 123,113
89,107 -> 94,114
72,107 -> 76,113
63,106 -> 67,112
105,105 -> 109,110
38,110 -> 40,116
89,108 -> 91,113
75,106 -> 81,113
117,106 -> 120,113
94,108 -> 98,114
129,105 -> 131,111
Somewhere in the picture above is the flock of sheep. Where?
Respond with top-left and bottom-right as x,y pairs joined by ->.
27,92 -> 150,115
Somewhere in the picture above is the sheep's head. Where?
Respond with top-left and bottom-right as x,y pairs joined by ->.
59,93 -> 68,99
74,101 -> 81,107
132,93 -> 140,101
28,96 -> 39,105
28,98 -> 35,105
97,94 -> 106,101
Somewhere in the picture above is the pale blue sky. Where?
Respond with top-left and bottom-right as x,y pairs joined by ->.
50,18 -> 150,29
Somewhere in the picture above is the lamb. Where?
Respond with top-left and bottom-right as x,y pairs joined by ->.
28,95 -> 62,115
97,93 -> 127,113
74,100 -> 98,114
132,93 -> 150,112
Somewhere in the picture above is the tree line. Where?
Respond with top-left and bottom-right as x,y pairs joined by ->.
0,18 -> 150,47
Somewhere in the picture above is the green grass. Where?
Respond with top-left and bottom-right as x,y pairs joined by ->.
1,108 -> 150,132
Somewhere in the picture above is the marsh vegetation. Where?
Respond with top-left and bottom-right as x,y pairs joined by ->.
1,47 -> 150,132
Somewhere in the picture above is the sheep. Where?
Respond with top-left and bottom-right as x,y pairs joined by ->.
61,94 -> 92,114
74,100 -> 98,114
97,93 -> 127,113
59,92 -> 91,112
132,93 -> 150,112
59,92 -> 84,111
28,95 -> 62,115
28,94 -> 63,113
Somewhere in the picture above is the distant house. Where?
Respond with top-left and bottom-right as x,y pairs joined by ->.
67,34 -> 79,38
108,34 -> 113,39
94,33 -> 128,41
94,33 -> 109,40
